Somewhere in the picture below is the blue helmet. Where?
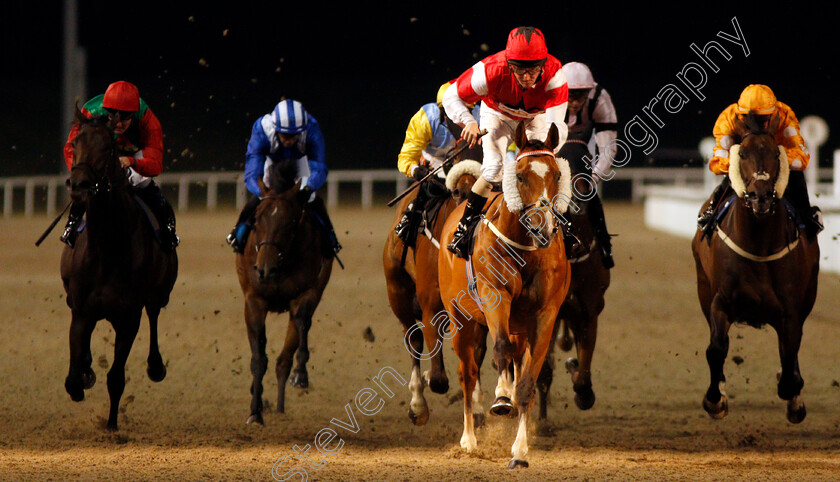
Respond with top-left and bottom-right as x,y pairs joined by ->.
273,99 -> 309,135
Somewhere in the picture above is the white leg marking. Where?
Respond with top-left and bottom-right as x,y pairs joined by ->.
511,410 -> 530,460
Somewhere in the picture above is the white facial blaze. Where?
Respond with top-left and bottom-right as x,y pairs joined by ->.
529,160 -> 549,178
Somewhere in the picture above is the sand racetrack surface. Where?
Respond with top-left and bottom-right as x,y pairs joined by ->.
2,202 -> 840,481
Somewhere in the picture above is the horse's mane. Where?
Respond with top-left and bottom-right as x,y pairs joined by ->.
733,111 -> 781,140
266,159 -> 299,194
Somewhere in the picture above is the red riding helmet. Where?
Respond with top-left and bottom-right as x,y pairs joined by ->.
505,27 -> 548,63
102,81 -> 140,112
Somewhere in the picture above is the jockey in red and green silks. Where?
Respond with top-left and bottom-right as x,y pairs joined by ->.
61,80 -> 178,251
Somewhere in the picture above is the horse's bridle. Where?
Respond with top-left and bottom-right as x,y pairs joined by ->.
68,143 -> 119,197
514,149 -> 567,246
254,196 -> 305,263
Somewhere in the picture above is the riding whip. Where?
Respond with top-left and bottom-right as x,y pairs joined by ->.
387,130 -> 486,207
35,201 -> 72,247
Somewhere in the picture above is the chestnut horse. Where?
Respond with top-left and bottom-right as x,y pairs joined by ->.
692,113 -> 819,423
439,122 -> 572,469
237,160 -> 333,425
539,139 -> 610,420
383,158 -> 482,426
61,111 -> 178,431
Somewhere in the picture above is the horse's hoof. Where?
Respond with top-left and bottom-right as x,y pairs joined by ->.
786,397 -> 806,424
473,411 -> 486,429
507,459 -> 529,469
428,376 -> 449,394
106,420 -> 119,432
147,363 -> 166,383
490,397 -> 516,417
246,413 -> 265,425
408,408 -> 429,426
65,378 -> 85,402
703,394 -> 729,419
83,370 -> 97,390
574,387 -> 596,410
289,372 -> 309,389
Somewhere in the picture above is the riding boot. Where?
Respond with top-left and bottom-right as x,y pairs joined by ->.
784,170 -> 823,238
395,187 -> 429,246
136,181 -> 179,252
227,195 -> 261,254
447,190 -> 487,259
60,202 -> 87,248
306,195 -> 342,257
588,194 -> 614,269
698,175 -> 731,240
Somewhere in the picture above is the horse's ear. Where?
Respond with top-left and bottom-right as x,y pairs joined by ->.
767,111 -> 782,135
73,100 -> 85,125
545,123 -> 559,151
514,121 -> 528,151
731,113 -> 749,140
288,180 -> 303,201
258,177 -> 269,197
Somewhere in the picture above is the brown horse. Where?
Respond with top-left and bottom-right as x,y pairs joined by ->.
692,113 -> 819,423
439,122 -> 572,469
383,158 -> 481,426
236,160 -> 333,425
61,111 -> 178,431
539,139 -> 610,420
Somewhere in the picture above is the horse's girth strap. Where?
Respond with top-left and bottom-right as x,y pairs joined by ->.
715,227 -> 799,262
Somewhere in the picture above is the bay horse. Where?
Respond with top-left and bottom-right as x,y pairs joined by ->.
538,139 -> 610,420
383,157 -> 482,426
691,113 -> 819,423
236,160 -> 333,425
439,122 -> 572,469
61,110 -> 178,431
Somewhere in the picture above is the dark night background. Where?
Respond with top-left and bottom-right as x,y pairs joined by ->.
2,2 -> 838,178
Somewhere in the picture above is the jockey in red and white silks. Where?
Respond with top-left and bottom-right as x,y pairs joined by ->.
443,26 -> 569,259
443,32 -> 568,184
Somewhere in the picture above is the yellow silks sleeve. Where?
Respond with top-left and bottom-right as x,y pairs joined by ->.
397,108 -> 434,178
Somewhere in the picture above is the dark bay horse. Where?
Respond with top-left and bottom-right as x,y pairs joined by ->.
439,122 -> 572,469
383,158 -> 481,426
61,111 -> 178,431
692,113 -> 819,423
538,139 -> 610,420
236,161 -> 333,425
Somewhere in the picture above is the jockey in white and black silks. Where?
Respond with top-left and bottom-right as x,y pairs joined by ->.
561,61 -> 618,268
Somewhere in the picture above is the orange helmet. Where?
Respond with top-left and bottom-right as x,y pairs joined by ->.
102,81 -> 140,112
436,82 -> 452,106
736,84 -> 777,115
505,27 -> 548,63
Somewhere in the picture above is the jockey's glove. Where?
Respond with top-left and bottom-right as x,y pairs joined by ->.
297,186 -> 312,204
413,164 -> 431,182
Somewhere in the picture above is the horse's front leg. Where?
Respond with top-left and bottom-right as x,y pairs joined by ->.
451,318 -> 479,452
106,309 -> 142,431
245,295 -> 269,425
289,295 -> 318,389
471,323 -> 489,429
420,305 -> 449,394
775,315 -> 806,423
566,306 -> 598,411
65,312 -> 96,402
145,305 -> 167,382
485,299 -> 516,417
703,295 -> 732,419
